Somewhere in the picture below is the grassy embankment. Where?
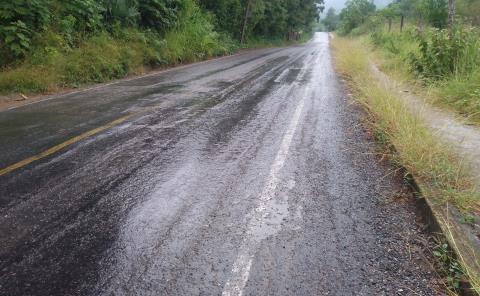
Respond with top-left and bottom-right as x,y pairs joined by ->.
331,36 -> 479,213
0,5 -> 311,96
331,36 -> 479,292
0,6 -> 234,95
0,30 -> 306,96
368,26 -> 480,125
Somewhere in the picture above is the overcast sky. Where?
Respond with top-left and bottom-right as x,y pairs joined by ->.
322,0 -> 392,14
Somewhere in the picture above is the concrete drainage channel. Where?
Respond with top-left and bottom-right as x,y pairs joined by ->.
369,64 -> 480,295
398,164 -> 480,295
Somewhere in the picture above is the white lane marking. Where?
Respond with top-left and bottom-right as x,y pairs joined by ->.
222,93 -> 306,296
274,69 -> 290,83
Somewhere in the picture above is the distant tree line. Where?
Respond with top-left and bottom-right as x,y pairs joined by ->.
199,0 -> 324,41
323,0 -> 478,35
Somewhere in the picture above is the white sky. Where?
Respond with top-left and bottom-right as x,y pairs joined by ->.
322,0 -> 392,14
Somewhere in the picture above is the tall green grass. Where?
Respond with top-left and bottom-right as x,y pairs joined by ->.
369,26 -> 480,124
0,2 -> 236,95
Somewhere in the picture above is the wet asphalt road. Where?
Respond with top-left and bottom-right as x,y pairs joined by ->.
0,33 -> 441,295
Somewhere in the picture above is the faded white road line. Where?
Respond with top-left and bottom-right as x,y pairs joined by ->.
222,89 -> 307,296
222,48 -> 318,296
274,69 -> 290,83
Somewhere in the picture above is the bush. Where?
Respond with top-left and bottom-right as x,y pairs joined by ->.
0,3 -> 236,94
161,1 -> 234,63
138,0 -> 186,31
0,0 -> 50,61
421,0 -> 448,28
371,31 -> 401,54
61,0 -> 104,32
409,26 -> 480,80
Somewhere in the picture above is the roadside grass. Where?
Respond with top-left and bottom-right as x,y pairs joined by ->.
0,26 -> 303,96
330,36 -> 480,292
0,28 -> 235,95
368,28 -> 480,125
0,5 -> 238,96
438,70 -> 480,123
0,0 -> 313,97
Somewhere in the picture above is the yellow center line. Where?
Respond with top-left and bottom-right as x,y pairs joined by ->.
0,114 -> 133,177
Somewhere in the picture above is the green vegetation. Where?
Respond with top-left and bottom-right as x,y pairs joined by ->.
321,8 -> 340,31
433,241 -> 465,292
329,0 -> 480,123
331,36 -> 480,293
368,26 -> 480,124
338,0 -> 376,35
0,0 -> 324,94
332,37 -> 479,214
330,0 -> 480,291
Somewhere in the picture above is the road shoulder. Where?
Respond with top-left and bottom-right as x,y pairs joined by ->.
331,35 -> 480,294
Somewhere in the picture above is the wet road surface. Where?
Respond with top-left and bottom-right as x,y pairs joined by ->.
0,33 -> 441,295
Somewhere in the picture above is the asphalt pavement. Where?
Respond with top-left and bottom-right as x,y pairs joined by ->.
0,33 -> 441,295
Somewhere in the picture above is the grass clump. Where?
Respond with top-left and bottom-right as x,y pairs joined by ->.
437,69 -> 480,122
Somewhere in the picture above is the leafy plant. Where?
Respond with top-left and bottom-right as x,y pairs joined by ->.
433,243 -> 465,291
0,21 -> 32,58
103,0 -> 140,27
138,0 -> 186,31
0,0 -> 50,61
62,0 -> 104,32
409,26 -> 480,80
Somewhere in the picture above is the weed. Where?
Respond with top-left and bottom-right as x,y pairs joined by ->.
459,215 -> 476,225
409,26 -> 480,80
433,241 -> 466,293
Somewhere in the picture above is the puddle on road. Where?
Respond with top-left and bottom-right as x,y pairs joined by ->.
249,195 -> 290,241
246,179 -> 300,242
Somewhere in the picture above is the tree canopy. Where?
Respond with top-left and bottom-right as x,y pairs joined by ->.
338,0 -> 376,34
0,0 -> 324,63
322,8 -> 339,32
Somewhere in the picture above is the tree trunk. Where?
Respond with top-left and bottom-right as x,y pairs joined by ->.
240,0 -> 253,44
448,0 -> 455,33
400,15 -> 404,32
388,18 -> 392,32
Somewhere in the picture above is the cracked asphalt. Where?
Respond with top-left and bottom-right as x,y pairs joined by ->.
0,33 -> 442,295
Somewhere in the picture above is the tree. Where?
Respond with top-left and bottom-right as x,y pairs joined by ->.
422,0 -> 448,28
137,0 -> 186,31
322,8 -> 339,31
338,0 -> 376,34
198,0 -> 323,41
447,0 -> 455,30
379,4 -> 400,31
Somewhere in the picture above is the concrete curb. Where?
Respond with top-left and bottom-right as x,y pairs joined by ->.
370,64 -> 480,295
